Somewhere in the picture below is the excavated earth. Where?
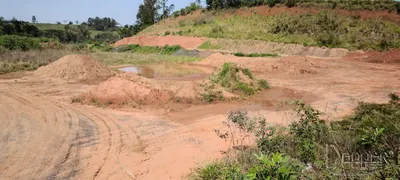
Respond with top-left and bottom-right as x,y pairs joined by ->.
1,46 -> 400,180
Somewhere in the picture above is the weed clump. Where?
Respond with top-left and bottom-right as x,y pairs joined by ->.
201,63 -> 270,102
233,52 -> 279,57
112,44 -> 181,55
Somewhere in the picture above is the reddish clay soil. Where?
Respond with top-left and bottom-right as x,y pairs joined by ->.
35,54 -> 115,82
344,48 -> 400,64
1,50 -> 400,179
237,6 -> 400,25
114,36 -> 206,49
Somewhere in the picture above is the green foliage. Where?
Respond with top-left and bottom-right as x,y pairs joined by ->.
112,44 -> 181,55
164,31 -> 171,36
87,17 -> 118,31
211,63 -> 269,96
245,153 -> 303,180
257,79 -> 270,89
198,41 -> 221,49
289,101 -> 328,164
156,10 -> 400,50
205,0 -> 398,11
93,32 -> 120,43
234,52 -> 245,57
190,161 -> 243,180
118,24 -> 142,38
397,2 -> 400,14
285,0 -> 297,8
0,19 -> 40,37
234,52 -> 279,57
0,35 -> 42,51
337,93 -> 400,165
266,0 -> 277,7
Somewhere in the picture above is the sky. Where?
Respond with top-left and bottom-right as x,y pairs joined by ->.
0,0 -> 204,25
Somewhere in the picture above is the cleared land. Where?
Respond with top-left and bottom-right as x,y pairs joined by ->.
1,5 -> 400,180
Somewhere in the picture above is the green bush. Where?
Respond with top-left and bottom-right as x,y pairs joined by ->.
257,79 -> 270,89
94,32 -> 120,43
112,44 -> 181,55
266,0 -> 277,7
285,0 -> 297,8
164,31 -> 171,36
397,2 -> 400,14
233,52 -> 279,57
190,161 -> 243,180
0,35 -> 41,51
246,153 -> 303,180
233,52 -> 245,57
289,101 -> 328,164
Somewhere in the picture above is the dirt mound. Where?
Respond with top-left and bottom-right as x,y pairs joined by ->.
114,36 -> 205,49
35,54 -> 114,82
85,73 -> 200,106
198,53 -> 321,77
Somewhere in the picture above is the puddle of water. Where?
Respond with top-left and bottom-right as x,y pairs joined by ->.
119,66 -> 156,78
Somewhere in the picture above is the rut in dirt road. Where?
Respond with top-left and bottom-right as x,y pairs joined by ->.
0,88 -> 144,180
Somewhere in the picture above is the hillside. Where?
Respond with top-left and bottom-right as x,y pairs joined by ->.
139,6 -> 400,50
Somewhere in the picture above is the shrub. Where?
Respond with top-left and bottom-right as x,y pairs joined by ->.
160,45 -> 181,55
266,0 -> 277,7
397,2 -> 400,14
246,153 -> 304,180
285,0 -> 297,8
189,161 -> 243,180
94,32 -> 120,43
0,35 -> 41,51
164,31 -> 171,36
233,52 -> 245,57
257,79 -> 270,89
289,101 -> 328,164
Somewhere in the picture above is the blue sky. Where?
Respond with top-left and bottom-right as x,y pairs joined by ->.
0,0 -> 204,25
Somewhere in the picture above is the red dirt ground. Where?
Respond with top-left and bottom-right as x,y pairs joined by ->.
1,50 -> 400,179
114,36 -> 206,49
344,48 -> 400,64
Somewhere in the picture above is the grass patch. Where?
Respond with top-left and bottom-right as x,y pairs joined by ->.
112,44 -> 181,55
198,41 -> 221,50
92,51 -> 201,66
234,52 -> 279,57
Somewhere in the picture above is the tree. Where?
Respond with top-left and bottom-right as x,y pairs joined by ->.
56,21 -> 61,25
68,21 -> 73,25
136,0 -> 159,27
32,16 -> 37,23
158,0 -> 175,20
75,20 -> 79,24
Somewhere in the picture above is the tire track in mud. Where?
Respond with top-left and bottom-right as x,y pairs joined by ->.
0,87 -> 143,179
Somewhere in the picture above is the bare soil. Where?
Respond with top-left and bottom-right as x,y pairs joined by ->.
0,47 -> 399,179
35,54 -> 115,83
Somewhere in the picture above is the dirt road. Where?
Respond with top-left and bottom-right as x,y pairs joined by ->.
0,76 -> 229,180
